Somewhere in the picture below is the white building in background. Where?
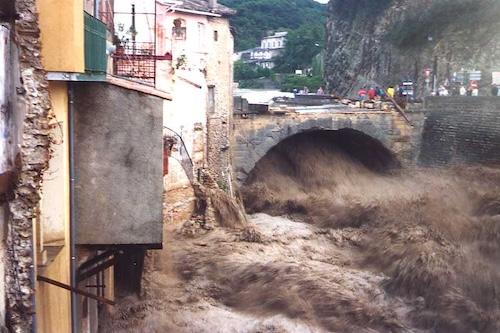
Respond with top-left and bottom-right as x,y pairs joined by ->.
261,31 -> 287,49
234,31 -> 287,69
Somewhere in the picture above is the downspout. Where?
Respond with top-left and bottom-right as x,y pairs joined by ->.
68,82 -> 78,333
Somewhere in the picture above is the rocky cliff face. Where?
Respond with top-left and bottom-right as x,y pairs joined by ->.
325,0 -> 500,97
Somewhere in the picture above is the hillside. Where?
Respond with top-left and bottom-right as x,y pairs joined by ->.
325,0 -> 500,96
219,0 -> 327,51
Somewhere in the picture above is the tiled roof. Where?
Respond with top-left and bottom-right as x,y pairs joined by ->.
176,0 -> 236,16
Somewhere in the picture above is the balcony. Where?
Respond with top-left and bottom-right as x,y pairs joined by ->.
112,41 -> 173,87
84,12 -> 107,74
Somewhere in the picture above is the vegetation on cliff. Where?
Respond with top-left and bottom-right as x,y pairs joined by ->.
219,0 -> 326,51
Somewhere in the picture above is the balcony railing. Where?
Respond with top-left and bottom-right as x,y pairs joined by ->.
112,42 -> 172,86
84,12 -> 107,73
113,42 -> 156,85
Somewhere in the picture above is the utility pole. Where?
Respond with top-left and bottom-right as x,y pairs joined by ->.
131,4 -> 136,53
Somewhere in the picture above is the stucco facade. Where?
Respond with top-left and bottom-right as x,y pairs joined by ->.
37,0 -> 85,73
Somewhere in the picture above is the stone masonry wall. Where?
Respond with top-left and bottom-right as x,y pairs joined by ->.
233,111 -> 424,183
206,17 -> 234,190
419,97 -> 500,166
7,1 -> 52,331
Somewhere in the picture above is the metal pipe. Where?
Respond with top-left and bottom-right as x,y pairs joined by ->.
131,4 -> 136,53
37,276 -> 115,306
154,0 -> 157,87
68,82 -> 78,333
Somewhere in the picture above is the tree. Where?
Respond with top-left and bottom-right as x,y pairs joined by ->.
234,60 -> 273,81
219,0 -> 326,51
280,74 -> 324,92
274,24 -> 325,73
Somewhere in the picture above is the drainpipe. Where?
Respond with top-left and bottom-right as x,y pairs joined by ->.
68,82 -> 78,333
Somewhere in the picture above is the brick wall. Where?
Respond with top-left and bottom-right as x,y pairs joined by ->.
419,97 -> 500,166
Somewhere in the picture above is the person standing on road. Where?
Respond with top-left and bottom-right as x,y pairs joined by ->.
368,87 -> 377,100
469,80 -> 479,96
491,84 -> 499,96
376,87 -> 385,99
387,86 -> 395,99
460,85 -> 467,96
316,86 -> 325,95
358,87 -> 367,100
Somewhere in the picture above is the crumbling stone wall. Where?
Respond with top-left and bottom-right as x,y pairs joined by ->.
6,1 -> 51,331
206,17 -> 234,191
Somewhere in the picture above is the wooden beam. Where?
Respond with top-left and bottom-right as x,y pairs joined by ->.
77,257 -> 117,283
386,94 -> 413,126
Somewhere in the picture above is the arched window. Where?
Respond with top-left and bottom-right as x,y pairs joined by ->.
173,18 -> 186,40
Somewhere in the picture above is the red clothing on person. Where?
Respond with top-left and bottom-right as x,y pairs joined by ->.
368,88 -> 377,100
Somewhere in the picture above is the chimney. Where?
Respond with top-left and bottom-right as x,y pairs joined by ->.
208,0 -> 217,9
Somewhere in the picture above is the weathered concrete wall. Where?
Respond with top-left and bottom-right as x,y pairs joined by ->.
419,97 -> 500,166
233,111 -> 424,183
73,83 -> 164,246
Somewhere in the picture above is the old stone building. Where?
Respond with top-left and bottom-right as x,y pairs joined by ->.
154,0 -> 236,217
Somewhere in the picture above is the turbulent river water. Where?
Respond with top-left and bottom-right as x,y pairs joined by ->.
107,130 -> 500,333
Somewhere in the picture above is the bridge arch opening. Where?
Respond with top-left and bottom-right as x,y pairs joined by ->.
242,129 -> 401,224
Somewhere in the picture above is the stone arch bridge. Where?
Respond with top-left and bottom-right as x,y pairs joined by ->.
232,107 -> 425,183
232,97 -> 500,184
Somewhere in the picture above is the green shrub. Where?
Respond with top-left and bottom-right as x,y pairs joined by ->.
280,74 -> 324,92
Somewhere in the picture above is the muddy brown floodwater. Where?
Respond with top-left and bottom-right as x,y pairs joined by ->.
106,131 -> 500,333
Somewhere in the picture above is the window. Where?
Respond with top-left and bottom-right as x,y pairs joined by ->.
208,86 -> 215,114
198,22 -> 206,50
172,18 -> 186,40
214,30 -> 218,41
